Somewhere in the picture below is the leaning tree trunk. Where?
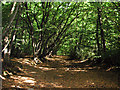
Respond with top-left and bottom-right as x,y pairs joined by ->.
2,3 -> 20,68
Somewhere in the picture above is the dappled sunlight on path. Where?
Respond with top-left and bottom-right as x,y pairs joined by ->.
2,56 -> 120,88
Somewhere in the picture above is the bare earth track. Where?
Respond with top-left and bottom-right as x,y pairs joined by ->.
2,56 -> 120,89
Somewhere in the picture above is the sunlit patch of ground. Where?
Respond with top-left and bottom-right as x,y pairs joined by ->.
38,67 -> 56,71
2,55 -> 120,89
10,75 -> 36,85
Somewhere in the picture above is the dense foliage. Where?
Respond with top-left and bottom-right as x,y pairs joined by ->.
2,2 -> 120,65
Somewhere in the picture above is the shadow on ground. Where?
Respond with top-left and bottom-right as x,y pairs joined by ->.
2,55 -> 120,89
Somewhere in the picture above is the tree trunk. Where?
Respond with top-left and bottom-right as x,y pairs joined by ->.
25,3 -> 35,59
97,7 -> 106,52
3,36 -> 11,68
2,3 -> 20,37
96,12 -> 100,55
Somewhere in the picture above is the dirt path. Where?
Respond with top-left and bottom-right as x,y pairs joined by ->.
2,56 -> 120,89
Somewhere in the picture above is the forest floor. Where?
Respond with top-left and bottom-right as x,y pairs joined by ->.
2,55 -> 120,89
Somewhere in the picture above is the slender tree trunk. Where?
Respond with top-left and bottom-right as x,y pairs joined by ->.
9,14 -> 19,56
3,37 -> 10,64
3,3 -> 21,68
97,7 -> 106,52
96,13 -> 100,55
2,3 -> 20,37
32,35 -> 35,58
25,3 -> 35,58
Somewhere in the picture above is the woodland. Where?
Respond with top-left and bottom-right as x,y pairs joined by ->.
1,2 -> 120,89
